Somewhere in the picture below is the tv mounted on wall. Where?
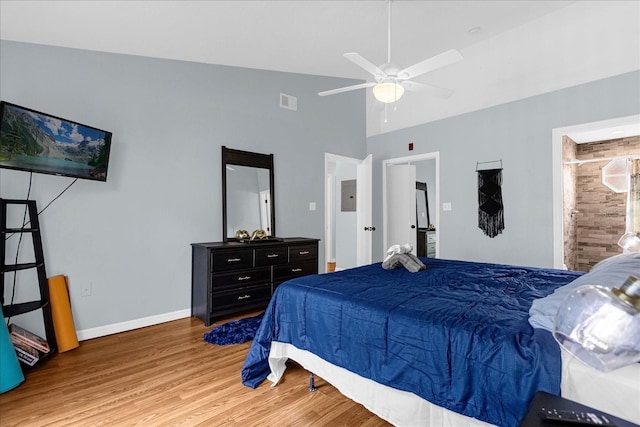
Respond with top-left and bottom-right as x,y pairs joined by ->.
0,101 -> 112,181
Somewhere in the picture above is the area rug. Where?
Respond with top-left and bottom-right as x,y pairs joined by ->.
203,312 -> 264,345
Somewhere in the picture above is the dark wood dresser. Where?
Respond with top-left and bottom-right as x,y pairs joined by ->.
191,237 -> 319,326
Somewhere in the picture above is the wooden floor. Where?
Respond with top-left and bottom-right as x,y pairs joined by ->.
0,313 -> 391,426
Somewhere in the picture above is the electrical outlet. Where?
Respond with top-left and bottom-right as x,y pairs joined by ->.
81,282 -> 92,297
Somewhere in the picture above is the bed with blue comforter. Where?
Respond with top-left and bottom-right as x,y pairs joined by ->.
241,258 -> 583,427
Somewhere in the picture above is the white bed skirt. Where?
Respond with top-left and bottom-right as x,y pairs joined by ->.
267,341 -> 493,427
267,342 -> 640,427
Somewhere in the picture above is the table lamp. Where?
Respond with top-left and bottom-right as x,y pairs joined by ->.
553,275 -> 640,372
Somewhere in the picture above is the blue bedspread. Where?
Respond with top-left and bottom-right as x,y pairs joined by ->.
241,258 -> 582,427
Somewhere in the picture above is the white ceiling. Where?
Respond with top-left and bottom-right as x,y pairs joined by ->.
1,1 -> 639,137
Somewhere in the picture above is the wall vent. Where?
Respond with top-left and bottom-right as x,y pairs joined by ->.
280,93 -> 298,111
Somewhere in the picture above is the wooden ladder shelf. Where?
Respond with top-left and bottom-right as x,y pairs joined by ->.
1,198 -> 57,365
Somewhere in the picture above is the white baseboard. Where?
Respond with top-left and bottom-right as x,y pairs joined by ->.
76,309 -> 191,341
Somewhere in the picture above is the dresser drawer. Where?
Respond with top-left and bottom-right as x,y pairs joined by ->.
426,232 -> 436,243
211,249 -> 253,272
274,260 -> 317,282
289,245 -> 317,262
255,247 -> 288,266
212,284 -> 271,309
212,267 -> 270,291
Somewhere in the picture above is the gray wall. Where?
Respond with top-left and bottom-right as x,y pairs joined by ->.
2,39 -> 638,334
0,40 -> 366,332
368,70 -> 640,268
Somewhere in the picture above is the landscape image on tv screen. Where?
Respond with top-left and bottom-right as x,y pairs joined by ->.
0,101 -> 112,181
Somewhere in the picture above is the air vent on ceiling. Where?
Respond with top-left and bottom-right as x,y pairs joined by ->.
280,93 -> 297,111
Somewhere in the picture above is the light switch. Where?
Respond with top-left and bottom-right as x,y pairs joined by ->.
443,202 -> 452,211
309,202 -> 316,211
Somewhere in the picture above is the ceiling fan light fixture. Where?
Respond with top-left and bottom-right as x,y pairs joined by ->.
372,82 -> 405,103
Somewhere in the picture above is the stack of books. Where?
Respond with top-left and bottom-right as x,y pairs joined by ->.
8,323 -> 50,366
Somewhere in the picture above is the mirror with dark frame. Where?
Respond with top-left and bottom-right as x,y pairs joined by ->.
416,181 -> 431,228
415,181 -> 433,257
222,146 -> 277,242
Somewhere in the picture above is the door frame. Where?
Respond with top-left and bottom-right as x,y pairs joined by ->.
551,114 -> 640,269
382,152 -> 440,256
356,154 -> 373,266
324,153 -> 371,272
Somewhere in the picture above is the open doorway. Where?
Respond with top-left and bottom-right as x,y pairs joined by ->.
324,153 -> 373,272
562,136 -> 640,271
382,152 -> 440,257
552,115 -> 640,270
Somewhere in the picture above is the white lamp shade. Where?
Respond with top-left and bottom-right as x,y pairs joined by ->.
602,158 -> 629,193
372,82 -> 405,103
619,232 -> 640,252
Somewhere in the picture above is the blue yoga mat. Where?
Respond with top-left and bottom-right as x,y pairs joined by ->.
0,306 -> 24,393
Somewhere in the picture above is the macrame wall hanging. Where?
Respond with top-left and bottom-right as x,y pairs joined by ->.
477,160 -> 505,238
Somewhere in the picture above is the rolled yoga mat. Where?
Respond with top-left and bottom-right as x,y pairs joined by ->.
0,306 -> 24,393
48,275 -> 79,352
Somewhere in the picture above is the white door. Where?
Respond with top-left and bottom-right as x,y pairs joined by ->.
385,164 -> 417,254
325,153 -> 373,271
356,155 -> 373,266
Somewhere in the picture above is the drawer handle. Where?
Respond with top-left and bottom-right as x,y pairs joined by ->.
237,276 -> 251,281
267,254 -> 279,258
298,250 -> 310,255
226,258 -> 241,263
237,294 -> 251,300
292,268 -> 302,273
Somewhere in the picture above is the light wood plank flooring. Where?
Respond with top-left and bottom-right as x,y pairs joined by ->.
0,313 -> 391,426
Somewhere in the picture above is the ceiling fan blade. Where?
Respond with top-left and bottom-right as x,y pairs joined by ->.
402,80 -> 455,99
344,53 -> 386,79
318,82 -> 376,97
398,49 -> 463,80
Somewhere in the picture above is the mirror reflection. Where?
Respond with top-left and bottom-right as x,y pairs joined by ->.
416,181 -> 432,229
226,165 -> 272,237
222,146 -> 275,241
416,189 -> 429,229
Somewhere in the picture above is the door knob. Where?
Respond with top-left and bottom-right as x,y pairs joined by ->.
411,225 -> 416,229
364,226 -> 377,231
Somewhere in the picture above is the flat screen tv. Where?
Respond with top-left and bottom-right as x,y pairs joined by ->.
0,101 -> 112,181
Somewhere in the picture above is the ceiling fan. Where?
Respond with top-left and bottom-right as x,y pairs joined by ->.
318,0 -> 463,104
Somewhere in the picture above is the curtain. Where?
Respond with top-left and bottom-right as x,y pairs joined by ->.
619,158 -> 640,252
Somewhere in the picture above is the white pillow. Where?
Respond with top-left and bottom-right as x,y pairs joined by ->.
528,253 -> 640,332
